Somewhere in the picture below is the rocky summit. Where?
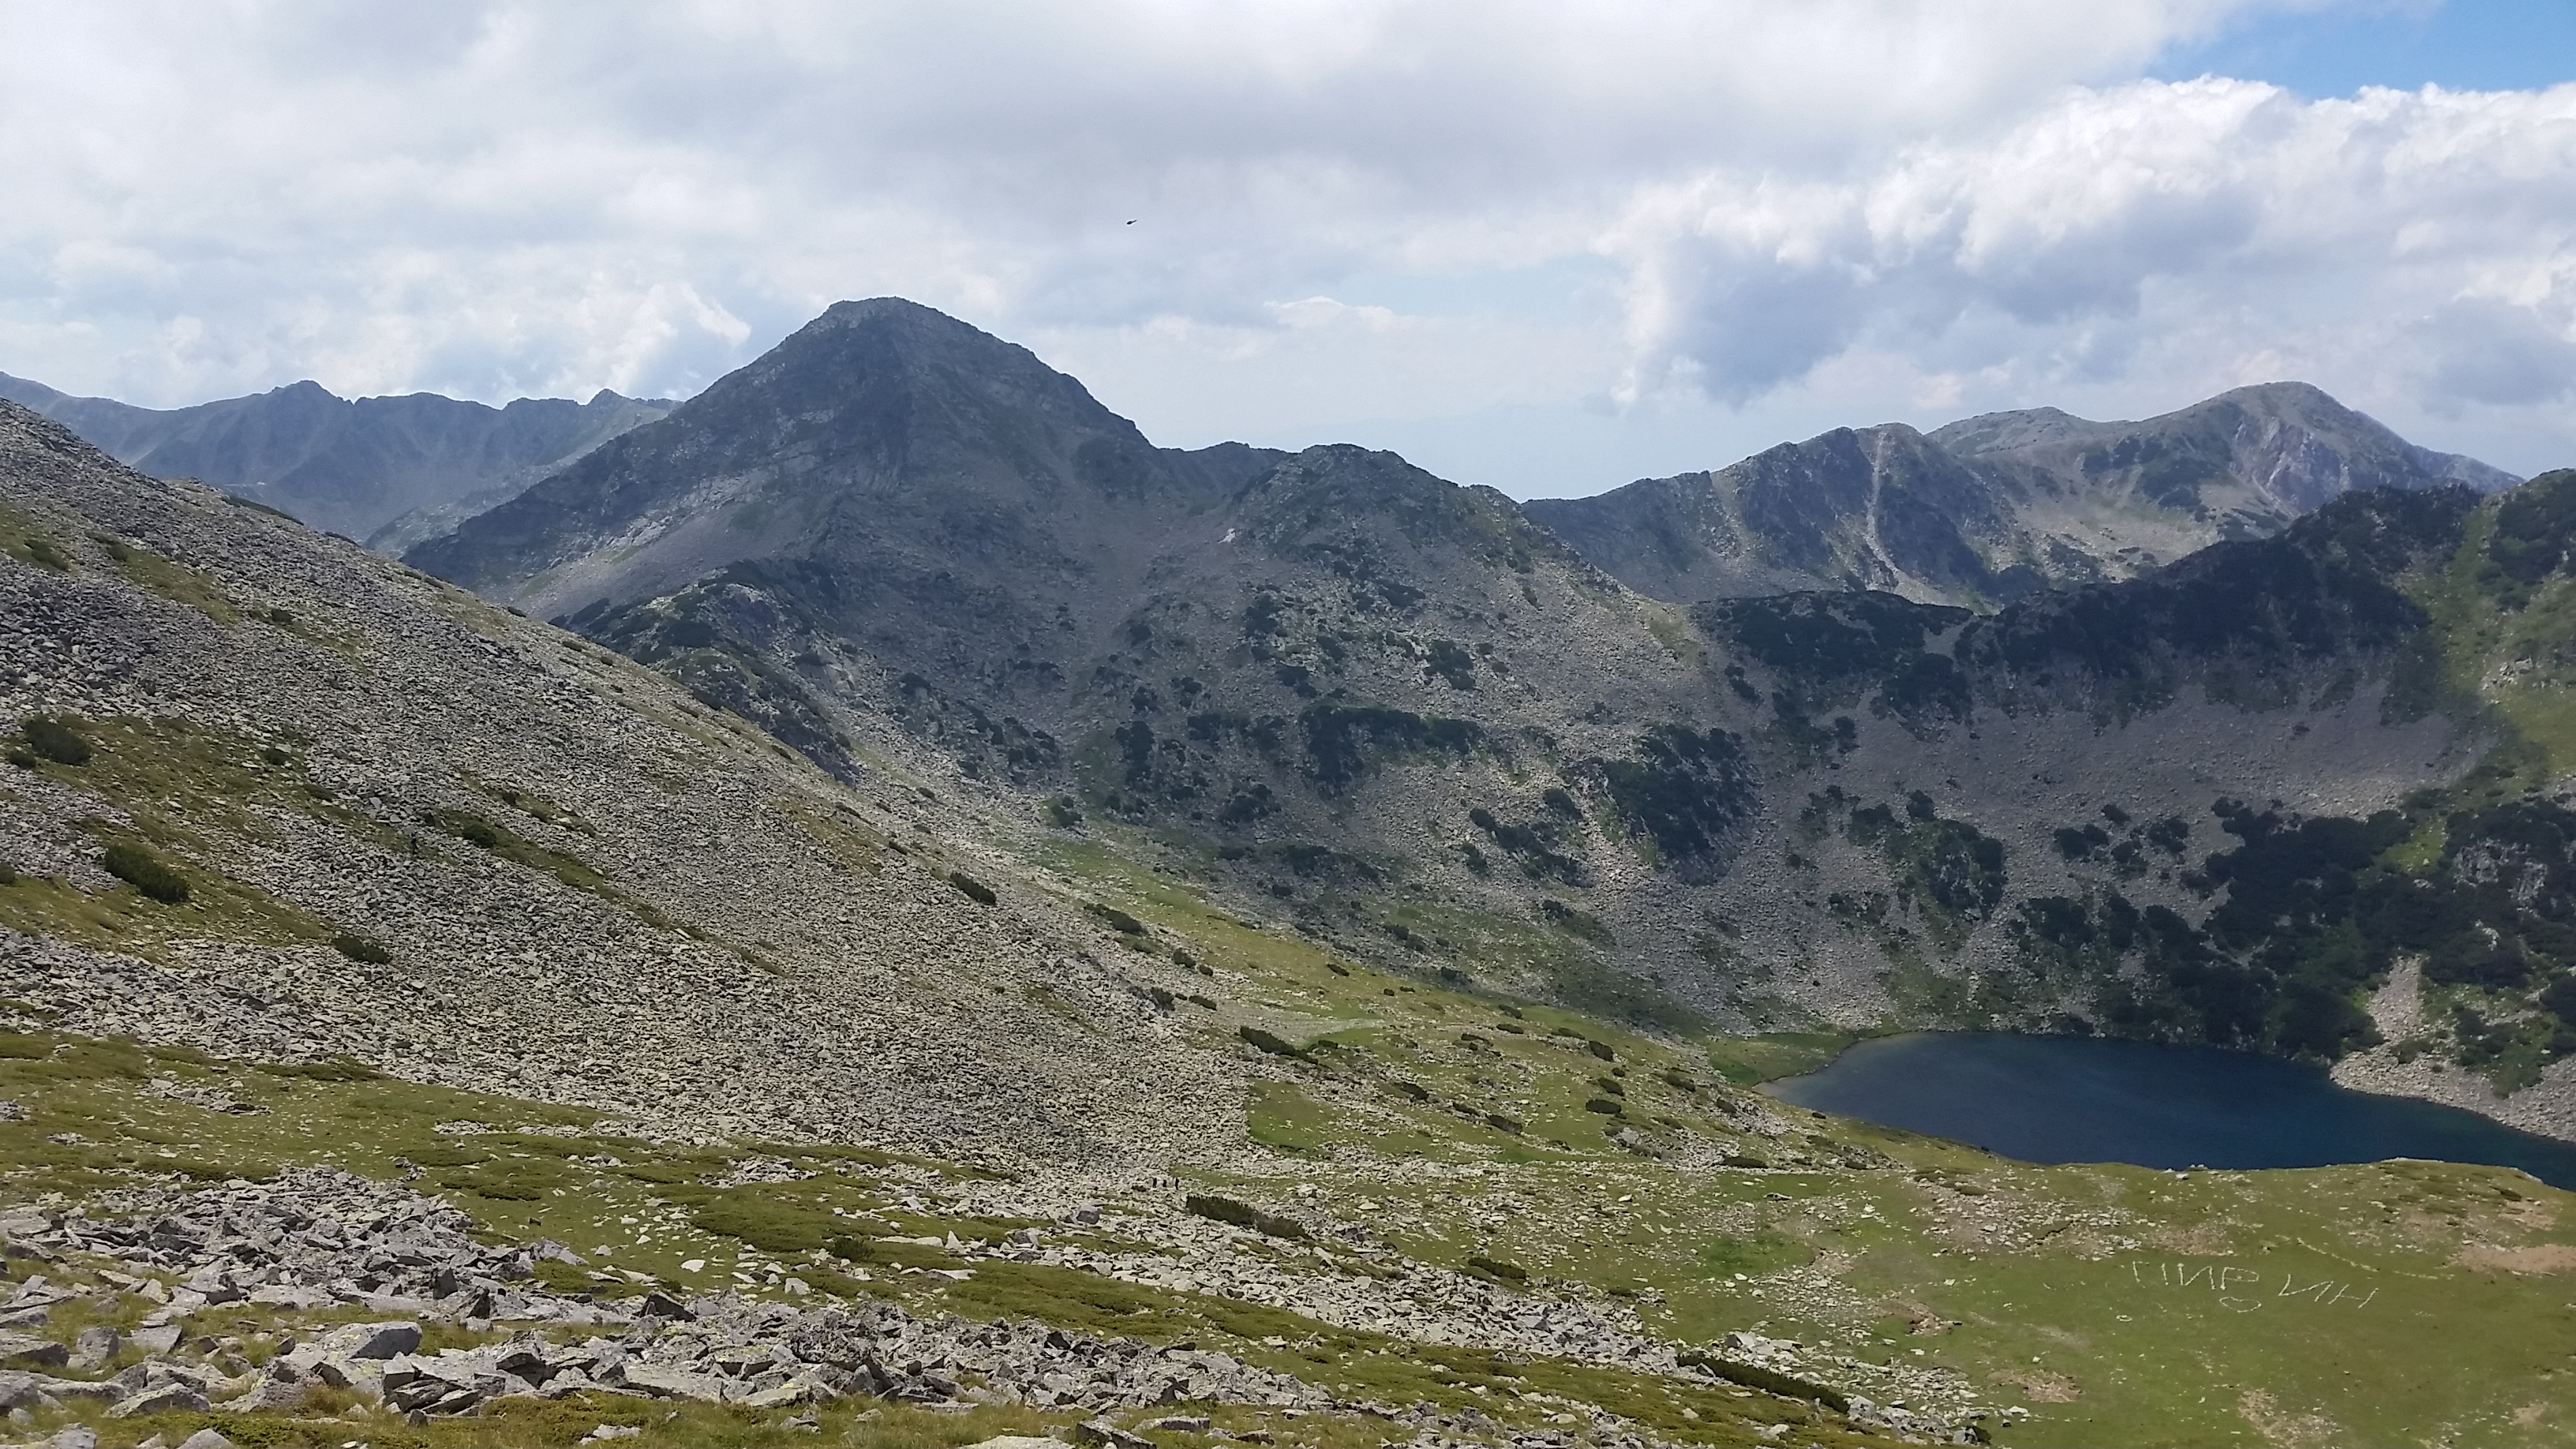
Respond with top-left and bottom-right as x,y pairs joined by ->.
5,301 -> 2576,1449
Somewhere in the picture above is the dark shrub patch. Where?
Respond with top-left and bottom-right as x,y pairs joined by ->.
1425,639 -> 1477,689
1087,903 -> 1146,934
1677,1351 -> 1849,1413
331,933 -> 391,964
1299,702 -> 1483,792
1238,1026 -> 1306,1058
1467,1254 -> 1527,1281
1184,1194 -> 1306,1241
1540,898 -> 1614,945
22,537 -> 72,572
1484,1112 -> 1522,1134
21,717 -> 92,766
1578,725 -> 1752,865
946,871 -> 998,905
101,843 -> 188,904
1583,1097 -> 1623,1115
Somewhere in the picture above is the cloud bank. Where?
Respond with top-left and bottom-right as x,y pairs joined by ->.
0,0 -> 2569,489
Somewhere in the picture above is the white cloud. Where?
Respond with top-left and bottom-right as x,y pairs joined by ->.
0,0 -> 2568,486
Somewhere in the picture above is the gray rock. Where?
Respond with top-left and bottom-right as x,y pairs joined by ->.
174,1430 -> 238,1449
623,1361 -> 728,1400
0,1331 -> 66,1369
223,1375 -> 308,1410
68,1324 -> 118,1371
45,1428 -> 99,1449
1072,1420 -> 1155,1449
315,1320 -> 420,1359
107,1380 -> 210,1417
128,1324 -> 182,1355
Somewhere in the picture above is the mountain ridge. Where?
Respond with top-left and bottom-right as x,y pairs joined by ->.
13,346 -> 2576,1447
0,369 -> 675,547
390,300 -> 2576,1148
1528,380 -> 2517,608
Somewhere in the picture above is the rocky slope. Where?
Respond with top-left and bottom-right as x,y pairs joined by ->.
392,301 -> 2576,1140
0,397 -> 1241,1168
0,373 -> 672,548
1526,383 -> 2515,608
8,378 -> 2576,1449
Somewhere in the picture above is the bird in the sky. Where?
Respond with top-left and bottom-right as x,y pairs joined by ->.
1126,219 -> 1137,225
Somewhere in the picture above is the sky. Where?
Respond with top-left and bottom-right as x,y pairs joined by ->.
1,1 -> 2571,499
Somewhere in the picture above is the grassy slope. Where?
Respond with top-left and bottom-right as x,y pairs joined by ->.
1009,828 -> 2576,1449
8,474 -> 2576,1446
5,745 -> 2574,1447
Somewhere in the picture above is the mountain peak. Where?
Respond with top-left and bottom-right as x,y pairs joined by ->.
1537,380 -> 2518,610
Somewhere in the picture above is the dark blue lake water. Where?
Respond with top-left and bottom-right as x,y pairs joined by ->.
1766,1032 -> 2576,1190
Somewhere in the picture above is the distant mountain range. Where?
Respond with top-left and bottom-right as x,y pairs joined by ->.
8,350 -> 2514,616
0,372 -> 672,546
1527,384 -> 2517,608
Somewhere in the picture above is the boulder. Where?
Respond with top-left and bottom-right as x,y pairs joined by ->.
69,1324 -> 119,1371
108,1380 -> 212,1417
1071,1420 -> 1155,1449
0,1329 -> 67,1369
622,1361 -> 727,1400
315,1320 -> 421,1359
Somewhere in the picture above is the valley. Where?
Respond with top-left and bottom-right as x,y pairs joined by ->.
6,301 -> 2576,1448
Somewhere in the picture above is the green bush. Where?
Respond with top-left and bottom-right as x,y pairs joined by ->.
101,842 -> 188,904
331,932 -> 392,964
1182,1193 -> 1307,1241
945,871 -> 998,905
21,717 -> 92,766
1466,1254 -> 1527,1282
1483,1112 -> 1523,1134
1583,1097 -> 1623,1115
22,537 -> 71,572
0,863 -> 15,886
